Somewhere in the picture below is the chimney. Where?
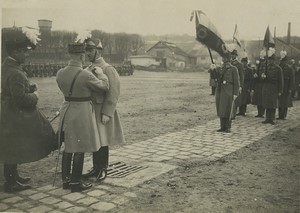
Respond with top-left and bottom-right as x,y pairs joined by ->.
287,22 -> 291,45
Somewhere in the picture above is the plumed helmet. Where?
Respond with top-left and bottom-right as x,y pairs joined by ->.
225,43 -> 237,55
259,49 -> 266,59
85,38 -> 103,50
267,47 -> 276,58
2,27 -> 41,52
241,52 -> 248,61
241,57 -> 248,63
68,30 -> 91,54
68,43 -> 86,54
222,51 -> 232,60
280,50 -> 287,59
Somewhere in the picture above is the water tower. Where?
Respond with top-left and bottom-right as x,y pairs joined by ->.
38,19 -> 52,39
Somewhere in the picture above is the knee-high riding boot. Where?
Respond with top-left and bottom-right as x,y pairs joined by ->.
62,151 -> 72,186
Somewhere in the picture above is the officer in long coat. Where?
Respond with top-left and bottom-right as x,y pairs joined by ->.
237,57 -> 253,116
230,49 -> 244,118
56,41 -> 109,192
261,48 -> 284,125
277,51 -> 295,119
1,27 -> 56,192
208,66 -> 218,95
251,50 -> 266,118
211,51 -> 240,133
82,38 -> 125,181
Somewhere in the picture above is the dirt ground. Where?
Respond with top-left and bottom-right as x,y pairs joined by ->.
4,71 -> 299,212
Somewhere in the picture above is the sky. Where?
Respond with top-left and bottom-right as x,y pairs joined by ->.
1,0 -> 300,40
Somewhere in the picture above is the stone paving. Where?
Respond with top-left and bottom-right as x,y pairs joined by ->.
0,102 -> 299,212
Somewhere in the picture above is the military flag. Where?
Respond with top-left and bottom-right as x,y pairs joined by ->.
191,10 -> 227,57
263,26 -> 275,48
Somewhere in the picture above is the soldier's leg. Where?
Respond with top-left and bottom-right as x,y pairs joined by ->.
283,107 -> 288,119
238,105 -> 246,115
82,149 -> 101,178
70,153 -> 92,192
96,146 -> 109,181
4,164 -> 30,192
211,87 -> 216,95
217,118 -> 224,132
62,151 -> 73,189
263,109 -> 270,123
4,164 -> 17,184
92,149 -> 101,173
257,105 -> 264,117
224,118 -> 231,133
278,107 -> 284,119
269,108 -> 276,124
98,146 -> 109,170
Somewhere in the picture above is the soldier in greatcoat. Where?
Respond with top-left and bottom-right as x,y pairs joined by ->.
251,50 -> 267,118
82,37 -> 125,181
211,52 -> 240,133
230,48 -> 244,118
208,64 -> 218,95
56,39 -> 109,192
277,51 -> 295,119
1,27 -> 56,192
237,56 -> 253,116
261,48 -> 284,125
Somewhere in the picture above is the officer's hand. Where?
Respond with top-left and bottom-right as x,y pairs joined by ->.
253,73 -> 258,78
233,95 -> 238,100
278,93 -> 282,96
101,114 -> 110,124
288,90 -> 292,93
30,82 -> 38,92
210,64 -> 217,70
261,73 -> 266,79
250,90 -> 254,96
239,87 -> 242,93
33,91 -> 39,99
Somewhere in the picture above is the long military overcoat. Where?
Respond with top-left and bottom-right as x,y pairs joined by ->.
240,65 -> 253,105
252,60 -> 265,106
86,57 -> 125,147
1,57 -> 55,164
262,61 -> 284,109
215,63 -> 240,118
278,58 -> 295,107
231,59 -> 244,108
56,60 -> 109,153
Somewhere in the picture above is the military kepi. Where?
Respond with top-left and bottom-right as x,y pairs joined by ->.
68,43 -> 86,53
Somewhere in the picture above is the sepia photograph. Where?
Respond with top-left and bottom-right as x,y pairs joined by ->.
0,0 -> 300,212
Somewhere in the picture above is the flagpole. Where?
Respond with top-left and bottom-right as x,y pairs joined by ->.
208,48 -> 214,64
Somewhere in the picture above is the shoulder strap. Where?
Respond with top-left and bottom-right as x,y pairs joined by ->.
68,69 -> 82,97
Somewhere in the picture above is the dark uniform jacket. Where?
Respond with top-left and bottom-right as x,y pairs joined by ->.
262,60 -> 284,109
278,58 -> 295,107
215,63 -> 240,118
0,57 -> 55,164
240,64 -> 253,105
252,60 -> 265,106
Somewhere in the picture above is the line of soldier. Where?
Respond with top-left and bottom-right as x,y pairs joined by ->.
209,46 -> 297,132
114,64 -> 134,76
22,63 -> 67,77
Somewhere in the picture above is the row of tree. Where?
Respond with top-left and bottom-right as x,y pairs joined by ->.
35,29 -> 145,63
